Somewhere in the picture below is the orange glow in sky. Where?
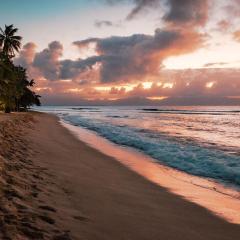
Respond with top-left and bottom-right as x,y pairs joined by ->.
10,0 -> 240,104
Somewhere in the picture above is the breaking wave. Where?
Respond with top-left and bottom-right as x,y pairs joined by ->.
63,114 -> 240,188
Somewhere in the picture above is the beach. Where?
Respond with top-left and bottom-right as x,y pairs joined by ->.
0,112 -> 240,239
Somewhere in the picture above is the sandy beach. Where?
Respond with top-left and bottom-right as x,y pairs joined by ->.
0,112 -> 240,239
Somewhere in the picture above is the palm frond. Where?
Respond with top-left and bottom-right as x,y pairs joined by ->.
11,35 -> 22,41
0,27 -> 4,35
9,27 -> 18,36
0,24 -> 22,58
4,24 -> 14,35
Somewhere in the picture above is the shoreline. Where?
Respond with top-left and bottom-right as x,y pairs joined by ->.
61,120 -> 240,224
1,112 -> 240,239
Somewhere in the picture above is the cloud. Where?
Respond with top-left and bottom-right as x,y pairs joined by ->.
73,28 -> 204,83
72,38 -> 99,50
11,0 -> 240,104
13,0 -> 215,102
215,1 -> 240,35
15,26 -> 204,87
103,0 -> 209,27
126,0 -> 160,20
59,56 -> 102,83
163,0 -> 208,27
203,62 -> 229,68
94,20 -> 121,28
52,68 -> 240,103
14,42 -> 37,68
224,0 -> 240,18
233,30 -> 240,41
14,42 -> 42,80
16,45 -> 240,102
32,41 -> 63,81
216,20 -> 231,32
111,69 -> 240,99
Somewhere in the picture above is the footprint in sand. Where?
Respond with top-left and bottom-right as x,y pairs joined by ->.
39,205 -> 57,212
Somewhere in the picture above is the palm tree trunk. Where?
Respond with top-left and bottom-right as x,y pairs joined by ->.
5,96 -> 11,113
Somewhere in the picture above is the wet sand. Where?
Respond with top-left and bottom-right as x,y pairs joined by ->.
0,112 -> 240,239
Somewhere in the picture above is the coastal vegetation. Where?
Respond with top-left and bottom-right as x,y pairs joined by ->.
0,24 -> 40,113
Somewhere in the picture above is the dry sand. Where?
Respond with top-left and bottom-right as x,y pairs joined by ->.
0,112 -> 240,239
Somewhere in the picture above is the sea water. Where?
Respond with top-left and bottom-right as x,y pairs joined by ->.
36,106 -> 240,189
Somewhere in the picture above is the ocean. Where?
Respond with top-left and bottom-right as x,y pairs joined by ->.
37,106 -> 240,189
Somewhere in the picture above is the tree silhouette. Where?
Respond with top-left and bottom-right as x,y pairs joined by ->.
0,24 -> 40,113
0,24 -> 22,58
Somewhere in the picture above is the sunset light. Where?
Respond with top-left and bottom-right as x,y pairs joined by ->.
5,0 -> 238,105
142,82 -> 153,89
1,1 -> 240,239
65,88 -> 83,93
163,83 -> 174,88
206,82 -> 215,88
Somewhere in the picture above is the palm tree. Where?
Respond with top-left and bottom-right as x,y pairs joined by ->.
0,61 -> 16,112
0,24 -> 40,113
0,24 -> 22,58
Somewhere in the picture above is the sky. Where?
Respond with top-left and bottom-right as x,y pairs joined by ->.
1,0 -> 240,105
